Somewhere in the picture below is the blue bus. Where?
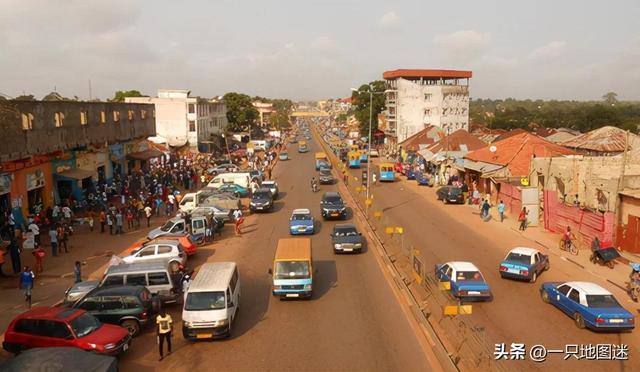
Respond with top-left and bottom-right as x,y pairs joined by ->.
379,163 -> 395,182
348,151 -> 361,168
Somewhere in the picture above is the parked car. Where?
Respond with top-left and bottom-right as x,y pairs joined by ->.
2,307 -> 131,355
249,170 -> 264,183
101,262 -> 181,305
499,247 -> 549,283
121,239 -> 187,272
2,347 -> 118,372
540,281 -> 635,331
64,280 -> 101,304
279,152 -> 289,161
208,163 -> 240,175
415,172 -> 432,186
289,209 -> 315,235
250,188 -> 274,212
188,205 -> 231,223
217,183 -> 249,197
261,180 -> 279,199
72,285 -> 158,337
126,235 -> 197,257
435,261 -> 492,301
318,169 -> 335,184
331,224 -> 364,253
321,192 -> 347,220
148,215 -> 213,240
436,186 -> 464,204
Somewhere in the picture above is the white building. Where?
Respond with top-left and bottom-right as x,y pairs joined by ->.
253,101 -> 275,127
126,90 -> 227,149
383,69 -> 472,147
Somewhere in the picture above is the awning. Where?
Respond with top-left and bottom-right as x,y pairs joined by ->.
454,159 -> 504,173
57,168 -> 95,180
126,149 -> 163,161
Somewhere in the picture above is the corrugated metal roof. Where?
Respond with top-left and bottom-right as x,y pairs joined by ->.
426,129 -> 486,153
561,126 -> 638,153
399,125 -> 441,151
545,131 -> 579,144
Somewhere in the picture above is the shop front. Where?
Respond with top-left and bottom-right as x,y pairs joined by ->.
125,141 -> 162,173
109,143 -> 125,182
3,159 -> 55,217
76,148 -> 110,185
0,173 -> 12,223
52,155 -> 94,205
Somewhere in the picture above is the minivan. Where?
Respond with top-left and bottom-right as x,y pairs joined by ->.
101,263 -> 181,305
182,262 -> 240,340
207,172 -> 251,189
269,238 -> 313,299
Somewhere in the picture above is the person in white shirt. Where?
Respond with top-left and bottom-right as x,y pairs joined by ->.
28,220 -> 40,245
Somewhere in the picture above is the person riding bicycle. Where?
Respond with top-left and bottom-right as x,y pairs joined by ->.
561,226 -> 575,249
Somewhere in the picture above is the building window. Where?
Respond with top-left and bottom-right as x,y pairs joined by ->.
80,111 -> 88,125
189,120 -> 196,132
128,110 -> 134,121
21,113 -> 34,130
113,111 -> 120,122
100,111 -> 106,124
54,112 -> 65,127
188,104 -> 195,114
140,109 -> 147,119
424,93 -> 432,101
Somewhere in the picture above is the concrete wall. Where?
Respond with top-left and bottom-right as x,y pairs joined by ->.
620,195 -> 640,223
0,101 -> 155,162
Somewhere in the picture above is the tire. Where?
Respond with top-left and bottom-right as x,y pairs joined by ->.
530,272 -> 538,283
121,319 -> 141,337
541,289 -> 550,303
570,243 -> 578,255
574,313 -> 585,329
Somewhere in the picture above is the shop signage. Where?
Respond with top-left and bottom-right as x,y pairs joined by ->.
26,170 -> 45,191
0,173 -> 11,195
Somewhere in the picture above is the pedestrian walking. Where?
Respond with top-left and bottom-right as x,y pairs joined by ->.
156,310 -> 173,361
32,243 -> 45,273
48,226 -> 58,256
57,224 -> 68,253
233,209 -> 244,236
372,173 -> 377,186
126,209 -> 134,230
19,266 -> 34,306
497,200 -> 506,222
99,210 -> 106,233
144,205 -> 152,227
27,219 -> 40,245
107,212 -> 114,235
518,207 -> 528,231
74,261 -> 82,283
8,232 -> 22,274
342,170 -> 348,185
115,210 -> 124,235
481,199 -> 490,220
87,211 -> 95,232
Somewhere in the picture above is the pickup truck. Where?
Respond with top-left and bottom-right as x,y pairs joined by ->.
179,189 -> 241,213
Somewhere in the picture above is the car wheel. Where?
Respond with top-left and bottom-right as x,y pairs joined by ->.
574,313 -> 586,329
544,262 -> 550,271
121,319 -> 141,337
530,272 -> 538,283
540,289 -> 550,303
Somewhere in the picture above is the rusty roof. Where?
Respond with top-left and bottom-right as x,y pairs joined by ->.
383,69 -> 472,80
561,126 -> 637,153
427,129 -> 486,153
465,132 -> 575,176
399,125 -> 441,151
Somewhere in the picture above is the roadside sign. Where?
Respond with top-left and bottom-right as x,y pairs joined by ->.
373,211 -> 383,218
443,305 -> 473,316
385,227 -> 395,235
394,227 -> 403,234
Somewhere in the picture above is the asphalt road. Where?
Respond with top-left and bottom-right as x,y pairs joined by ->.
118,135 -> 436,371
338,148 -> 640,370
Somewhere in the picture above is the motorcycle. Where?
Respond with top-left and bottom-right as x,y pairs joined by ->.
311,182 -> 319,193
588,246 -> 619,269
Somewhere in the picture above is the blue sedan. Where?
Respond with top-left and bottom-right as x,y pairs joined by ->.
499,247 -> 549,283
540,281 -> 635,331
435,261 -> 492,301
217,183 -> 249,197
289,209 -> 315,235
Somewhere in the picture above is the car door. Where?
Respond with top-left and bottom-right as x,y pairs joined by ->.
76,296 -> 103,320
171,222 -> 185,234
135,245 -> 158,263
34,320 -> 75,348
101,296 -> 125,325
555,285 -> 575,314
157,245 -> 175,262
191,218 -> 206,236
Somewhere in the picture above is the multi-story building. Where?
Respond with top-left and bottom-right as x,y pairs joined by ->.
127,89 -> 226,149
253,101 -> 275,127
0,100 -> 155,218
383,69 -> 472,148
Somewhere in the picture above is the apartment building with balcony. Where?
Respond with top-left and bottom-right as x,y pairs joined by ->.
383,69 -> 472,148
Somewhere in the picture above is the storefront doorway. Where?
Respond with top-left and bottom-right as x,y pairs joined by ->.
57,180 -> 73,202
27,188 -> 44,214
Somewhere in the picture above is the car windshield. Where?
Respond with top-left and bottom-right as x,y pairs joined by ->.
275,261 -> 310,279
448,188 -> 462,195
324,196 -> 342,204
456,271 -> 484,282
586,294 -> 621,308
69,313 -> 102,338
334,227 -> 358,237
185,291 -> 226,311
505,253 -> 530,265
253,192 -> 271,199
292,213 -> 311,221
320,171 -> 332,176
160,221 -> 174,232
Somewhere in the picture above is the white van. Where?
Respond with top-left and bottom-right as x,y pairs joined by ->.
207,173 -> 251,189
182,262 -> 240,340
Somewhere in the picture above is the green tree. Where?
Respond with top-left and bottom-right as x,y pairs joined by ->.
602,92 -> 618,106
351,80 -> 386,134
269,111 -> 291,130
110,90 -> 145,102
223,92 -> 259,132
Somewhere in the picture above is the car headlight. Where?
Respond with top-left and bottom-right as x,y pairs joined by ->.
354,243 -> 362,248
104,343 -> 116,350
303,284 -> 312,290
334,244 -> 342,249
215,319 -> 229,326
273,285 -> 281,290
322,208 -> 330,212
183,321 -> 193,328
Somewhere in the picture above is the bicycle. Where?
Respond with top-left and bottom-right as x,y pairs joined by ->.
559,239 -> 579,255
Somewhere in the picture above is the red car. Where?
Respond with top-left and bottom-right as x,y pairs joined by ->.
394,162 -> 404,174
3,307 -> 131,356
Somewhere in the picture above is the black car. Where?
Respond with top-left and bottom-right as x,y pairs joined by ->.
436,186 -> 464,204
72,285 -> 158,337
250,188 -> 274,212
331,224 -> 364,253
318,169 -> 335,184
321,192 -> 347,220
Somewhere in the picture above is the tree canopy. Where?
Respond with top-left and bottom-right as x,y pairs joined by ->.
223,92 -> 259,132
110,90 -> 145,102
269,111 -> 291,130
351,80 -> 386,135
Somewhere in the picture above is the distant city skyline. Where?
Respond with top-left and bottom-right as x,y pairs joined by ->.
1,0 -> 639,101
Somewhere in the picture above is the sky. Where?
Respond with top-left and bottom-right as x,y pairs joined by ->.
1,0 -> 639,101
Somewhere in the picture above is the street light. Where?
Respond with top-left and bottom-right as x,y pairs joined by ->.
351,86 -> 385,199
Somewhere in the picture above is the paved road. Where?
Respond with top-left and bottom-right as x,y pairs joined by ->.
118,136 -> 436,371
337,151 -> 640,370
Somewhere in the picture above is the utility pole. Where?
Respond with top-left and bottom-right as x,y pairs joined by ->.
367,87 -> 373,200
615,131 -> 630,237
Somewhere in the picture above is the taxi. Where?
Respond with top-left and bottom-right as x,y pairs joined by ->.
126,235 -> 197,256
499,247 -> 549,283
435,261 -> 492,301
289,209 -> 315,235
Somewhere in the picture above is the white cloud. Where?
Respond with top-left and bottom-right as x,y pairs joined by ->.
481,55 -> 517,69
379,11 -> 399,27
434,30 -> 492,60
529,41 -> 566,59
310,36 -> 337,50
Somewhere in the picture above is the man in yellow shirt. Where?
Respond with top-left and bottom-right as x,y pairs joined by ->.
156,310 -> 173,360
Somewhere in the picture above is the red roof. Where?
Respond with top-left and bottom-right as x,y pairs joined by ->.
465,132 -> 575,176
399,125 -> 441,151
383,69 -> 472,80
427,130 -> 486,153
